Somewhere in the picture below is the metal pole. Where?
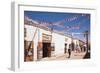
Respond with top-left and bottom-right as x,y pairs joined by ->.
86,31 -> 88,53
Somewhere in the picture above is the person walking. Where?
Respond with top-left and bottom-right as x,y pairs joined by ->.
68,44 -> 72,58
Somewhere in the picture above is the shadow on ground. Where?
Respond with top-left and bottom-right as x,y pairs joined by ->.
83,52 -> 90,59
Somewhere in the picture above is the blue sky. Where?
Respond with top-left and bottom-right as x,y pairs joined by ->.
24,11 -> 90,42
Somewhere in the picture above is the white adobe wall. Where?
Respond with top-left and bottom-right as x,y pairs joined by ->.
25,25 -> 37,41
52,33 -> 65,56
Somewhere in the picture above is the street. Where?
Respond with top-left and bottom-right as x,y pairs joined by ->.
40,51 -> 87,61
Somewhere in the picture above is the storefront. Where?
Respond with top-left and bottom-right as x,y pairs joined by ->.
37,33 -> 52,60
42,33 -> 52,57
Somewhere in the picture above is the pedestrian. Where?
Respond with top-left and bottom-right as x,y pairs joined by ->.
68,44 -> 71,58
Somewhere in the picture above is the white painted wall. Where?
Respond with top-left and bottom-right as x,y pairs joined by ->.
52,33 -> 65,56
25,25 -> 37,41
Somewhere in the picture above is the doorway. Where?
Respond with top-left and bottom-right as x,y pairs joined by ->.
42,42 -> 51,58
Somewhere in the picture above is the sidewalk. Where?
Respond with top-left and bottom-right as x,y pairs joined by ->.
40,51 -> 87,61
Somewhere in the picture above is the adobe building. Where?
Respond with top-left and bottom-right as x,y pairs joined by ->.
24,16 -> 83,61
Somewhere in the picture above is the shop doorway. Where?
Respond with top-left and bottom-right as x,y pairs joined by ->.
42,42 -> 51,58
